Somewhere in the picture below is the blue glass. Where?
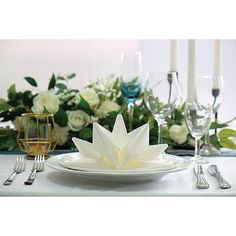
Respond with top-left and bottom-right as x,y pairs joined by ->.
120,82 -> 141,103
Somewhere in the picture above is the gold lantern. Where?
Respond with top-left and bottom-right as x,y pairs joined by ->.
17,113 -> 57,159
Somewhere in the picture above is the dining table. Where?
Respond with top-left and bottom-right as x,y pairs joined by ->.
0,152 -> 235,196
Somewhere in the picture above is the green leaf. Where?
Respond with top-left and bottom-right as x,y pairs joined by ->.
7,84 -> 16,100
22,91 -> 33,107
79,127 -> 92,140
54,108 -> 68,127
56,76 -> 65,81
24,77 -> 38,87
78,96 -> 92,115
48,74 -> 56,90
210,121 -> 228,129
0,98 -> 11,112
218,129 -> 236,139
219,138 -> 236,150
67,73 -> 76,79
209,134 -> 221,150
55,83 -> 67,90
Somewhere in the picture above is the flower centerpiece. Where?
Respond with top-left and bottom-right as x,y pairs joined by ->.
0,73 -> 236,151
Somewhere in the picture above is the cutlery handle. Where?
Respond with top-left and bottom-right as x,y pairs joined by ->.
24,169 -> 37,185
196,175 -> 209,189
3,171 -> 17,185
215,173 -> 231,189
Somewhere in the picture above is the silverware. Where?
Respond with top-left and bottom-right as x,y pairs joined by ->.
3,156 -> 26,185
194,164 -> 209,189
208,164 -> 231,189
24,155 -> 45,185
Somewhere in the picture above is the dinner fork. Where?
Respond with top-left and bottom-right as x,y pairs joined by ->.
3,156 -> 26,185
24,155 -> 45,185
194,164 -> 209,189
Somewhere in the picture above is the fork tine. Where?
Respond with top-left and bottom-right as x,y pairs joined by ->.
22,157 -> 26,171
37,155 -> 41,171
32,155 -> 39,170
19,157 -> 26,172
13,157 -> 20,171
39,155 -> 43,171
42,155 -> 45,171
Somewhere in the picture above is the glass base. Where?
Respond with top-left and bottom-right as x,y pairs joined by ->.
201,144 -> 220,156
190,156 -> 210,164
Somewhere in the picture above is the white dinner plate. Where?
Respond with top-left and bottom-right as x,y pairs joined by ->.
46,152 -> 192,183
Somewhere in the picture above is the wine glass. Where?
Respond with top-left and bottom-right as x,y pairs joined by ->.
185,102 -> 212,164
144,72 -> 179,144
120,51 -> 142,131
197,75 -> 224,155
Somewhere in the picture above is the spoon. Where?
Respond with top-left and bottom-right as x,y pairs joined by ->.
208,165 -> 231,189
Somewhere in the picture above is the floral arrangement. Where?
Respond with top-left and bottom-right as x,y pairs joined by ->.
0,73 -> 236,151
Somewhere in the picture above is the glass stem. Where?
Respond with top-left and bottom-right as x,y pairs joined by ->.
157,120 -> 163,144
128,103 -> 134,132
204,131 -> 210,146
195,137 -> 201,159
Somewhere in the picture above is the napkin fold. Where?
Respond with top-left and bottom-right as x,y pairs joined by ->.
72,114 -> 168,170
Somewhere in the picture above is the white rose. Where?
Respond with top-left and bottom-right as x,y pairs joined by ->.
95,100 -> 120,118
80,88 -> 99,109
32,91 -> 60,114
169,124 -> 189,145
91,115 -> 99,123
67,110 -> 90,131
13,116 -> 24,131
54,124 -> 70,145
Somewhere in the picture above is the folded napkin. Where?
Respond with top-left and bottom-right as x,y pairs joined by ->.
72,114 -> 168,170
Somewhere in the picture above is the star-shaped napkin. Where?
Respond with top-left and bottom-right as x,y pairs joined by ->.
72,114 -> 168,170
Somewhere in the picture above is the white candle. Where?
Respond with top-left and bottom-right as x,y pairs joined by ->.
187,40 -> 196,102
213,40 -> 221,89
170,40 -> 177,71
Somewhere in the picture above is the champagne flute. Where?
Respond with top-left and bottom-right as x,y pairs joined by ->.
120,51 -> 142,131
185,102 -> 212,164
144,72 -> 178,144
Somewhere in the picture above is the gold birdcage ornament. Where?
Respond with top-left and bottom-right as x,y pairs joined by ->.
17,113 -> 57,159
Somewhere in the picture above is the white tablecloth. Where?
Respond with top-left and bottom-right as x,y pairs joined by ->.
0,154 -> 235,196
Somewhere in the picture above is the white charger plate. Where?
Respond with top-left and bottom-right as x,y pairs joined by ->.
46,152 -> 192,183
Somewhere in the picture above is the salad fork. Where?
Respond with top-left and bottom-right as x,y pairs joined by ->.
3,156 -> 26,185
24,155 -> 45,185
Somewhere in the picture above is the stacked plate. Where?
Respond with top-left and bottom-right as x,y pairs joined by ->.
46,152 -> 191,183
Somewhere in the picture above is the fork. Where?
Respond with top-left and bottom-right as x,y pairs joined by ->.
24,155 -> 45,185
194,164 -> 209,189
3,156 -> 26,185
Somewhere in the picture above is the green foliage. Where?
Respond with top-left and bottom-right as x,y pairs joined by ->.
79,127 -> 92,140
55,83 -> 67,91
0,98 -> 11,112
210,121 -> 228,129
1,72 -> 236,152
24,77 -> 38,87
78,96 -> 92,115
67,73 -> 76,79
0,128 -> 18,150
209,134 -> 221,150
218,129 -> 236,149
54,108 -> 68,127
7,84 -> 16,100
48,74 -> 56,90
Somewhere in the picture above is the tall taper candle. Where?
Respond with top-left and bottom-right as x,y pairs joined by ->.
187,40 -> 196,102
213,40 -> 221,89
170,40 -> 177,72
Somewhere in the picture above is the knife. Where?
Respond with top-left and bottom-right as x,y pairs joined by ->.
208,164 -> 231,189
